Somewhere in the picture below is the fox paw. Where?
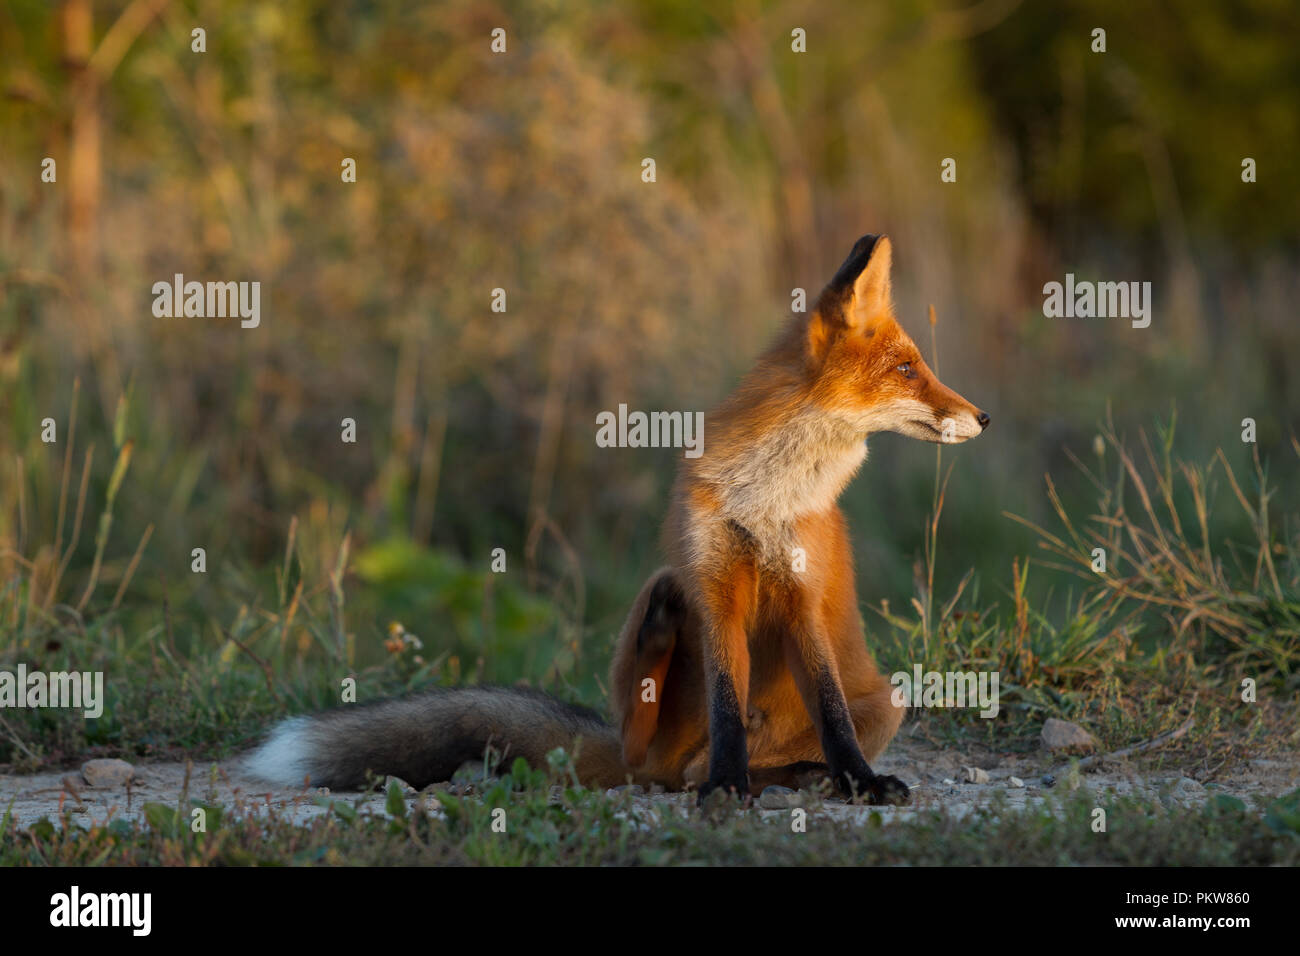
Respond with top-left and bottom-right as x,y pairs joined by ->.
837,767 -> 911,806
861,773 -> 911,806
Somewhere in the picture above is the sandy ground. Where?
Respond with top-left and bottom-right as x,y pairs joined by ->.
3,723 -> 1297,831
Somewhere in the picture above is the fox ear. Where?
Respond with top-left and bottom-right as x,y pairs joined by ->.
827,234 -> 893,331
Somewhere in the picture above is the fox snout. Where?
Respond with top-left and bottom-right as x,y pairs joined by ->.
895,402 -> 987,444
894,359 -> 989,444
933,407 -> 989,444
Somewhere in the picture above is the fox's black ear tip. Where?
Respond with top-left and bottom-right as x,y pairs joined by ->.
830,233 -> 888,291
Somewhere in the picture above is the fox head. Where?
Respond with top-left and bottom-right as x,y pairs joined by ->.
806,235 -> 989,444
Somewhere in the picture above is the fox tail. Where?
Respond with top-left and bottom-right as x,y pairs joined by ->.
245,686 -> 626,790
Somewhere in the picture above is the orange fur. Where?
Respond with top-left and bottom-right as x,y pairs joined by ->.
608,235 -> 988,801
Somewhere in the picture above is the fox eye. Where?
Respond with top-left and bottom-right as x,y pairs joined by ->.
896,362 -> 911,374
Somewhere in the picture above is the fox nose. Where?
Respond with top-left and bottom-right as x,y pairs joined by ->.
976,411 -> 990,430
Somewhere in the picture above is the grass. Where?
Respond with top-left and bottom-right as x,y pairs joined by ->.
873,410 -> 1299,753
4,756 -> 1298,866
1009,415 -> 1300,680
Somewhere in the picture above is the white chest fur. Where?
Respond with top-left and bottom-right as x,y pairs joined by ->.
697,408 -> 866,559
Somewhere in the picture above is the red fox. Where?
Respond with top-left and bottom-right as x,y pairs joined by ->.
247,235 -> 988,804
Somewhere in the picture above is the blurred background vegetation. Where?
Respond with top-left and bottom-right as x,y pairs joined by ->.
0,0 -> 1296,763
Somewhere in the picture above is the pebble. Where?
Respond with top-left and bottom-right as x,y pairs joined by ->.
1041,718 -> 1096,753
758,786 -> 804,810
80,758 -> 135,788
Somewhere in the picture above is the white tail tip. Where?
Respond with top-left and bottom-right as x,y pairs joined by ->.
243,717 -> 314,787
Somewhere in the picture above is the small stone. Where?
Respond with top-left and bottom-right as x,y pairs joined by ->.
612,784 -> 645,796
1008,776 -> 1025,788
942,778 -> 956,786
80,758 -> 135,788
758,785 -> 803,810
1041,718 -> 1096,754
964,766 -> 990,785
1041,774 -> 1056,788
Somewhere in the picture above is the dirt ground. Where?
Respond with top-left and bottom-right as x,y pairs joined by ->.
4,721 -> 1297,831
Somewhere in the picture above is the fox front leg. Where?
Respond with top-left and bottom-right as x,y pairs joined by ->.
783,622 -> 910,806
812,667 -> 910,805
697,666 -> 751,804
